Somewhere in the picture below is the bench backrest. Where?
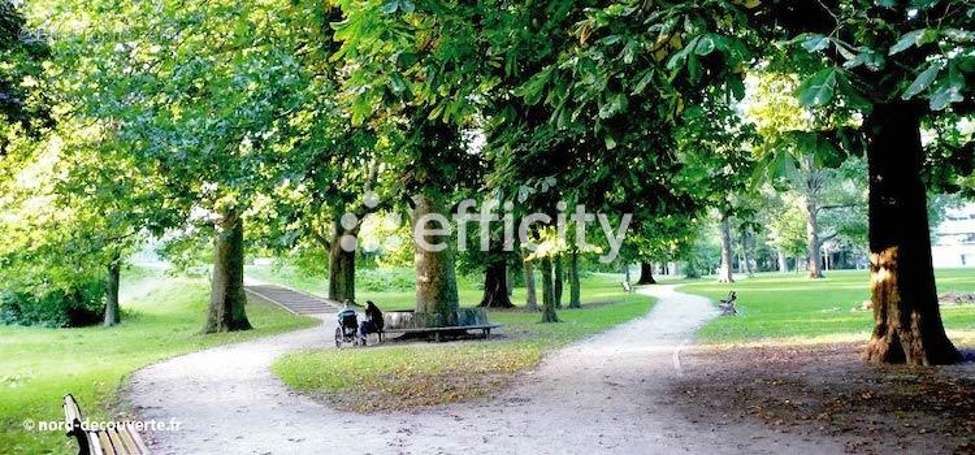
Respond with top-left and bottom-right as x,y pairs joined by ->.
64,394 -> 92,455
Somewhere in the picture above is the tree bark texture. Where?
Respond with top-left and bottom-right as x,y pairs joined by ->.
523,257 -> 539,311
862,103 -> 959,366
568,249 -> 581,309
718,216 -> 735,283
413,191 -> 460,325
480,260 -> 514,308
103,256 -> 121,327
554,256 -> 564,309
204,211 -> 252,333
540,256 -> 559,323
638,261 -> 657,284
328,225 -> 357,304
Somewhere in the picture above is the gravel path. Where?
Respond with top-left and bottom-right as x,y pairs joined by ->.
126,285 -> 843,454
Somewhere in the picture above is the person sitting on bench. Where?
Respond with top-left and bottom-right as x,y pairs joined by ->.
359,300 -> 384,342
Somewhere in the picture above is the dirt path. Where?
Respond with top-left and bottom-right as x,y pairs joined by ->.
126,285 -> 843,454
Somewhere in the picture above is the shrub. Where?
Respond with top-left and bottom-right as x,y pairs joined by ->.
0,281 -> 105,327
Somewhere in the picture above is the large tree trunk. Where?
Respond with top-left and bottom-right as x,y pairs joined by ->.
553,256 -> 564,309
413,191 -> 459,325
204,211 -> 252,333
328,226 -> 356,304
637,261 -> 657,284
862,103 -> 959,366
103,255 -> 121,327
741,229 -> 754,276
718,216 -> 735,283
568,249 -> 581,309
539,257 -> 559,323
479,259 -> 514,308
523,257 -> 538,311
777,249 -> 789,273
804,196 -> 824,279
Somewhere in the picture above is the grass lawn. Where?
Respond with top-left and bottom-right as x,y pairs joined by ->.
679,268 -> 975,345
0,267 -> 317,454
268,272 -> 653,412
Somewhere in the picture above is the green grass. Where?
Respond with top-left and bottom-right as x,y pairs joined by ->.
679,269 -> 975,344
247,264 -> 639,311
271,272 -> 652,412
0,268 -> 316,454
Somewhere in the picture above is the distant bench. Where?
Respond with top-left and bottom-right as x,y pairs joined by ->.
63,394 -> 150,455
384,324 -> 502,342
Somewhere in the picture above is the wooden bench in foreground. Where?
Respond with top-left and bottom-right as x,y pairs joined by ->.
63,394 -> 150,455
384,324 -> 502,342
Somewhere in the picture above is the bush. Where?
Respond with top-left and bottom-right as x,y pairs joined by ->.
357,268 -> 414,292
0,281 -> 105,327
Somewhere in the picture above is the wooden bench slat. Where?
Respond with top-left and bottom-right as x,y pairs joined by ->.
115,424 -> 141,454
97,431 -> 117,455
124,423 -> 150,454
384,324 -> 502,334
88,431 -> 104,455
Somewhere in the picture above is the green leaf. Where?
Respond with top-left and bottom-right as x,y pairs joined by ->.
381,0 -> 400,14
801,34 -> 830,53
695,35 -> 716,56
901,63 -> 941,100
910,0 -> 940,9
797,68 -> 838,107
889,29 -> 925,55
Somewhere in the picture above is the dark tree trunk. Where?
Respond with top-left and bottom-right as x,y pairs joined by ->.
638,261 -> 656,284
742,229 -> 754,276
540,256 -> 558,323
480,260 -> 514,308
805,196 -> 824,279
103,255 -> 121,327
523,257 -> 538,311
506,264 -> 514,296
413,191 -> 459,325
862,103 -> 959,366
554,256 -> 564,308
328,226 -> 356,304
204,211 -> 252,333
718,216 -> 735,283
568,249 -> 581,309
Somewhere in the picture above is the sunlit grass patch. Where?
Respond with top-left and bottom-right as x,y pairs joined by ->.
272,280 -> 652,413
680,269 -> 975,344
0,268 -> 316,454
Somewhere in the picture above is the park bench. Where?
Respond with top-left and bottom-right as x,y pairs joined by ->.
63,394 -> 150,455
718,291 -> 737,316
384,323 -> 502,342
381,308 -> 502,342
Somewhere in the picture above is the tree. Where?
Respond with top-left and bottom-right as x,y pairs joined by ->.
63,0 -> 327,332
601,0 -> 974,364
756,1 -> 975,364
0,0 -> 51,159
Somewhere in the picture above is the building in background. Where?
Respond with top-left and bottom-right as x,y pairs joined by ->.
932,203 -> 975,268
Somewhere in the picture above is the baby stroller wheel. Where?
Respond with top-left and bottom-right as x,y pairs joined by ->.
334,326 -> 342,348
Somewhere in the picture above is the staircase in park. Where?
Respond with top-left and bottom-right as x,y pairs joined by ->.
244,284 -> 341,315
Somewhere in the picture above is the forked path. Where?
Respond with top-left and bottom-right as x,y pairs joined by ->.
126,286 -> 841,454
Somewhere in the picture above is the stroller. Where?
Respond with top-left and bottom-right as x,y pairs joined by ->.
335,308 -> 361,348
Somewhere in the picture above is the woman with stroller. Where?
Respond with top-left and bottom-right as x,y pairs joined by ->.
358,301 -> 384,344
